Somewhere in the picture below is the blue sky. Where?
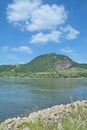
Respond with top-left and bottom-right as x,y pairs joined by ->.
0,0 -> 87,65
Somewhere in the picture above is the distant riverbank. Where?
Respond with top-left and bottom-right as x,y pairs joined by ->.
0,100 -> 87,130
0,76 -> 87,79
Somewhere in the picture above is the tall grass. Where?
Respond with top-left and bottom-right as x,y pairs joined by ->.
61,103 -> 87,130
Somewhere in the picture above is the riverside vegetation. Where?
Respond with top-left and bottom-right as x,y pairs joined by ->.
0,53 -> 87,78
0,100 -> 87,130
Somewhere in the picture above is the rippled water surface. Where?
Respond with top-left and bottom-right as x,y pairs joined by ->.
0,78 -> 87,122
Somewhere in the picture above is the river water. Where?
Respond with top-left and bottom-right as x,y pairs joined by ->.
0,78 -> 87,122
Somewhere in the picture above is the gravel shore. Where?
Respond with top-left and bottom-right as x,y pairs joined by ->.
0,100 -> 87,130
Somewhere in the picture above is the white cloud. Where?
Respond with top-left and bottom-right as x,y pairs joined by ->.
31,31 -> 62,43
60,46 -> 74,53
7,0 -> 67,31
31,25 -> 79,43
7,0 -> 41,22
62,25 -> 80,40
7,0 -> 79,43
26,4 -> 67,31
12,46 -> 32,53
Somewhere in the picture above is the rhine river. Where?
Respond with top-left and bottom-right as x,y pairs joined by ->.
0,78 -> 87,122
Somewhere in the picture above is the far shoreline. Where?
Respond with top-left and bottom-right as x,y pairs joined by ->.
0,76 -> 87,80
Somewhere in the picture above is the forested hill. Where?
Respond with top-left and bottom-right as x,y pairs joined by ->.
0,53 -> 87,78
14,53 -> 79,73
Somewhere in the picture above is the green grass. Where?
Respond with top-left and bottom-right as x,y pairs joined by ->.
61,115 -> 87,130
17,120 -> 58,130
61,103 -> 87,130
17,103 -> 87,130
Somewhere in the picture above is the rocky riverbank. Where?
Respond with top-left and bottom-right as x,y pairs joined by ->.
0,100 -> 87,130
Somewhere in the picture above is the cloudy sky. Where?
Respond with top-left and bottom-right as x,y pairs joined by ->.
0,0 -> 87,65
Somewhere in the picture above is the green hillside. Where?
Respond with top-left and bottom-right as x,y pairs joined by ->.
13,53 -> 78,73
0,53 -> 87,78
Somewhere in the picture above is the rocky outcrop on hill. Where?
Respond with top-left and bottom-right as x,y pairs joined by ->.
0,100 -> 87,130
55,57 -> 71,69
